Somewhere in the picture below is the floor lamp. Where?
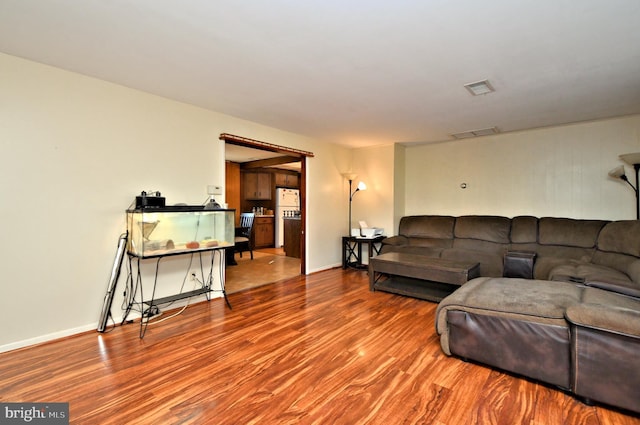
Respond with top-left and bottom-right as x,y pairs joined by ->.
342,173 -> 367,236
608,152 -> 640,219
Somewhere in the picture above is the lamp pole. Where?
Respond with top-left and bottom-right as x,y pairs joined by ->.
348,178 -> 353,237
622,162 -> 640,219
634,163 -> 639,220
348,180 -> 365,235
342,172 -> 358,236
612,153 -> 640,220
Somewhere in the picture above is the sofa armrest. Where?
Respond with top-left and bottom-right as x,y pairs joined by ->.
566,302 -> 640,413
565,303 -> 640,338
381,235 -> 408,246
627,258 -> 640,286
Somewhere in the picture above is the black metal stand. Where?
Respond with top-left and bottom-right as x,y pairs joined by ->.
342,235 -> 385,269
123,248 -> 230,338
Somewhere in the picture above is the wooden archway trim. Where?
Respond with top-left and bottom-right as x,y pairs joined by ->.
220,133 -> 315,158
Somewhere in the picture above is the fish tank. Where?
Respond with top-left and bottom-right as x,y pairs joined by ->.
126,206 -> 235,258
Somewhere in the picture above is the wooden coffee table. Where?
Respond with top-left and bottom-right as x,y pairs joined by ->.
369,252 -> 480,302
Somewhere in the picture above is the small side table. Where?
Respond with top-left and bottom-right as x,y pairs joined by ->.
342,235 -> 385,269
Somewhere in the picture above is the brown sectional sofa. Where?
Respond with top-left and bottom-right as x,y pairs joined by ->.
381,215 -> 640,414
381,215 -> 640,295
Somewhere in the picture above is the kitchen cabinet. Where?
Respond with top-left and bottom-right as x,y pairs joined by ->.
243,172 -> 272,200
283,217 -> 301,258
254,216 -> 275,248
275,172 -> 299,188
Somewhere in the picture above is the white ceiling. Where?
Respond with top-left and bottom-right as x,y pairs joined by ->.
1,0 -> 640,148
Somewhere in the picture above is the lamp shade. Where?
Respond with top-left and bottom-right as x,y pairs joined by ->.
608,165 -> 626,179
341,172 -> 358,181
620,152 -> 640,166
357,181 -> 367,191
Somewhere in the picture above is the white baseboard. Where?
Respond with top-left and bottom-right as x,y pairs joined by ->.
0,293 -> 223,354
307,263 -> 342,274
0,323 -> 97,354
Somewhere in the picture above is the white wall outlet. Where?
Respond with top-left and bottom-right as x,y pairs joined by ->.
207,185 -> 222,195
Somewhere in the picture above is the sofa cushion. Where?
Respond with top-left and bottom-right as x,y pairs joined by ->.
568,286 -> 640,337
549,260 -> 629,281
591,251 -> 640,290
548,261 -> 640,296
597,220 -> 640,257
592,250 -> 637,275
437,277 -> 582,323
454,215 -> 511,244
408,237 -> 453,249
532,245 -> 594,280
451,237 -> 506,254
586,280 -> 640,298
383,245 -> 444,258
535,245 -> 593,261
581,286 -> 640,311
399,215 -> 455,239
510,215 -> 538,243
566,302 -> 640,338
538,217 -> 607,248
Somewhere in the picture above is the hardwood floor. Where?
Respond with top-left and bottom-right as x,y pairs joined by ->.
225,248 -> 301,294
1,268 -> 638,424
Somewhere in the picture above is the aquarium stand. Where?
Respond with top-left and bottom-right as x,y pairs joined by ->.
123,247 -> 231,339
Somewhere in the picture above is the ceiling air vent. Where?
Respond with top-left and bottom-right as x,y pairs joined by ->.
464,79 -> 495,96
451,127 -> 499,139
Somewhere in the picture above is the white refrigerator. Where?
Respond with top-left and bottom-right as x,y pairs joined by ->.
275,188 -> 300,247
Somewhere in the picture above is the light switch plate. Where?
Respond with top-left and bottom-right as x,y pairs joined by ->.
207,185 -> 222,195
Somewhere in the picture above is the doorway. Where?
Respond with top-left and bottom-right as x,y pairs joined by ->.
221,134 -> 311,293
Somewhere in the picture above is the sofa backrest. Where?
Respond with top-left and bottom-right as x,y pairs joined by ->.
538,217 -> 607,248
454,215 -> 511,244
529,218 -> 608,277
399,215 -> 455,239
593,220 -> 640,282
451,215 -> 511,254
597,220 -> 640,257
510,216 -> 538,243
397,215 -> 455,249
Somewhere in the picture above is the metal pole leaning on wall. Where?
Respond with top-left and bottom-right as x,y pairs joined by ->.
97,232 -> 128,332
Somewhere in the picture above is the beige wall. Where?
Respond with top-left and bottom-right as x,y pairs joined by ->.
0,53 -> 349,351
2,50 -> 639,351
348,144 -> 396,236
393,144 -> 407,230
350,115 -> 640,242
342,144 -> 397,263
404,116 -> 640,221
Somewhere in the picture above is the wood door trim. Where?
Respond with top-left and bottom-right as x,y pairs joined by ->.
222,134 -> 309,275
